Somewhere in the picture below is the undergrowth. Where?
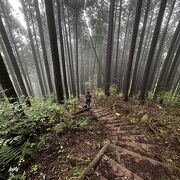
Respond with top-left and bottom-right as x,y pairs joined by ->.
0,95 -> 77,179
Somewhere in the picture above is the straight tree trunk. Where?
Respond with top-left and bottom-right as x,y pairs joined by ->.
139,0 -> 167,102
0,37 -> 22,96
153,20 -> 180,99
44,0 -> 64,103
105,0 -> 116,96
147,0 -> 176,90
0,15 -> 31,106
114,0 -> 122,85
129,0 -> 151,97
0,1 -> 33,97
21,0 -> 45,97
56,0 -> 69,98
0,52 -> 24,115
28,6 -> 48,95
123,0 -> 143,101
75,1 -> 80,98
34,0 -> 53,93
62,1 -> 76,97
118,4 -> 131,92
165,42 -> 180,91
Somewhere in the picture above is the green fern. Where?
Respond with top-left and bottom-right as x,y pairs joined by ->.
0,145 -> 21,166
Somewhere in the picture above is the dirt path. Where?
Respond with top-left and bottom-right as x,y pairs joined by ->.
90,106 -> 174,180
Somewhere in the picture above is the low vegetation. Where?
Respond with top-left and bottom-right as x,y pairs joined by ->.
0,95 -> 107,179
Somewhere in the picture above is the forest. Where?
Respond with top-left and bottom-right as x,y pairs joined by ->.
0,0 -> 180,179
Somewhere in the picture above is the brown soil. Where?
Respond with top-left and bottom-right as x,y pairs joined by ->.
93,95 -> 180,179
21,111 -> 108,179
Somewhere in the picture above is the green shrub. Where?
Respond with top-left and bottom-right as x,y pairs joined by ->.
0,95 -> 76,179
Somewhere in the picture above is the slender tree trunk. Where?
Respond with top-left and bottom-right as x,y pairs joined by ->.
45,0 -> 64,103
153,20 -> 180,99
165,42 -> 180,91
129,0 -> 151,97
117,4 -> 131,92
56,0 -> 69,98
139,0 -> 167,102
34,0 -> 53,93
123,0 -> 143,101
0,15 -> 31,106
62,1 -> 76,97
0,37 -> 22,96
0,52 -> 24,114
114,0 -> 122,85
28,7 -> 48,95
75,1 -> 80,98
0,0 -> 32,97
21,0 -> 45,97
105,0 -> 116,96
147,0 -> 176,90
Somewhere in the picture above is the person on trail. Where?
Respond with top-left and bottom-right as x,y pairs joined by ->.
85,92 -> 92,108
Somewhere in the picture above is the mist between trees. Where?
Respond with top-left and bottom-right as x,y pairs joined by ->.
0,0 -> 180,104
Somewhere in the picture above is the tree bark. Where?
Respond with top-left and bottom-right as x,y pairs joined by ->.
21,0 -> 45,97
129,0 -> 151,97
123,0 -> 143,101
105,0 -> 116,96
114,0 -> 122,85
153,20 -> 180,99
34,0 -> 53,93
44,0 -> 64,103
56,0 -> 69,98
139,0 -> 167,102
0,52 -> 24,115
0,15 -> 31,106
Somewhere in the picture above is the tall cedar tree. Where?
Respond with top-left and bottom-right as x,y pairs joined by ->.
44,0 -> 64,103
147,0 -> 176,89
154,20 -> 180,99
105,0 -> 116,96
21,0 -> 45,96
0,37 -> 22,95
165,41 -> 180,90
62,0 -> 76,97
34,0 -> 53,93
129,0 -> 151,96
123,0 -> 143,101
0,52 -> 24,114
0,0 -> 32,96
56,0 -> 69,98
139,0 -> 167,102
75,0 -> 80,98
114,0 -> 122,84
0,15 -> 31,106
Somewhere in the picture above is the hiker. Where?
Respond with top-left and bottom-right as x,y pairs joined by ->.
85,91 -> 92,108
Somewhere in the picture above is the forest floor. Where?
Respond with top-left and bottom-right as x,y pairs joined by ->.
17,95 -> 180,179
92,95 -> 180,179
20,109 -> 109,179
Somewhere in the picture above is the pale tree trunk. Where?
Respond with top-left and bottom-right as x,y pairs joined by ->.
21,0 -> 45,96
56,0 -> 69,98
153,20 -> 180,99
0,15 -> 31,106
139,0 -> 167,102
114,0 -> 122,85
105,0 -> 116,96
129,0 -> 151,97
34,0 -> 53,93
123,0 -> 143,101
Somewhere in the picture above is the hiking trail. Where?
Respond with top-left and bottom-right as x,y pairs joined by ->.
90,106 -> 171,180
